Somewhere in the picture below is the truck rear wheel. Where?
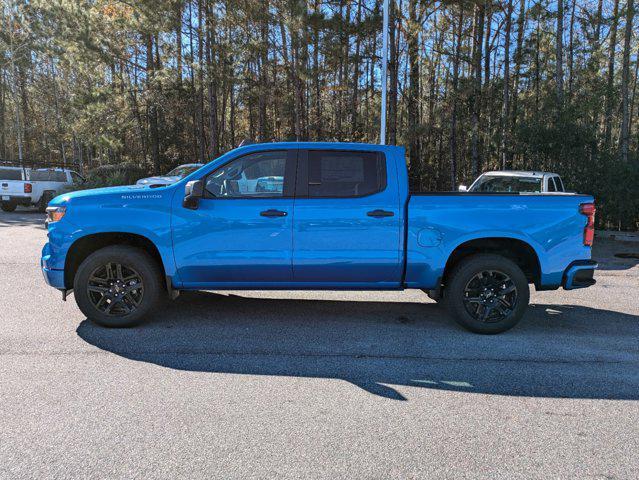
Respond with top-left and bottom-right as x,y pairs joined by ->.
38,191 -> 55,213
1,202 -> 17,212
445,254 -> 530,334
73,245 -> 162,328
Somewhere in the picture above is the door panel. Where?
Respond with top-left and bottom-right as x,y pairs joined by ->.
292,150 -> 402,285
172,149 -> 296,286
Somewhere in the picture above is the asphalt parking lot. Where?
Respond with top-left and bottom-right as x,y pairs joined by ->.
1,208 -> 638,479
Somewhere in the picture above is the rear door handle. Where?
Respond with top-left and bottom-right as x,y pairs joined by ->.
260,209 -> 288,218
367,209 -> 394,218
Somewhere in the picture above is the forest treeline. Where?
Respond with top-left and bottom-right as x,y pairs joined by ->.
0,0 -> 637,229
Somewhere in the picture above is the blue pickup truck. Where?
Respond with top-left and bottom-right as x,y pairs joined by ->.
41,142 -> 597,333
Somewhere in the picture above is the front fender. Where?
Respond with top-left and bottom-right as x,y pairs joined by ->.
42,187 -> 178,278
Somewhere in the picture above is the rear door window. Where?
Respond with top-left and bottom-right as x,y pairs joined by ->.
31,170 -> 67,182
548,177 -> 557,192
304,151 -> 385,198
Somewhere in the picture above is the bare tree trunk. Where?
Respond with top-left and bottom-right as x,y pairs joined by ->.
510,0 -> 525,135
147,35 -> 160,173
312,0 -> 321,140
450,6 -> 464,190
258,1 -> 269,142
196,0 -> 206,161
349,0 -> 363,138
18,65 -> 30,164
480,2 -> 492,166
50,60 -> 67,166
0,67 -> 5,159
176,1 -> 183,85
595,0 -> 604,43
470,1 -> 485,176
534,16 -> 541,112
387,0 -> 399,145
206,3 -> 219,156
501,0 -> 513,169
568,0 -> 576,95
556,0 -> 564,107
604,0 -> 620,148
619,0 -> 635,161
407,0 -> 421,187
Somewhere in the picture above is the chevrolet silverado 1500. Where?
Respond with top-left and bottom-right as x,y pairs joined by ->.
41,142 -> 597,333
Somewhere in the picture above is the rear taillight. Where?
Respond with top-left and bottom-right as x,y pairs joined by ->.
24,183 -> 32,193
580,202 -> 596,247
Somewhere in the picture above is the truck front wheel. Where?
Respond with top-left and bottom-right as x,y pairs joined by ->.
73,245 -> 163,328
445,254 -> 530,334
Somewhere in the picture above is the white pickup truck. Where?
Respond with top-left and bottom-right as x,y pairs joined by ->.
0,167 -> 85,212
459,171 -> 566,193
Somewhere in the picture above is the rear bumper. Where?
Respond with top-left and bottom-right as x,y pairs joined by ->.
562,260 -> 597,290
1,195 -> 31,206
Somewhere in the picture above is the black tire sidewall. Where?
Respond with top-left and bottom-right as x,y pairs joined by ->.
73,245 -> 162,328
446,254 -> 530,334
38,192 -> 54,213
1,202 -> 17,212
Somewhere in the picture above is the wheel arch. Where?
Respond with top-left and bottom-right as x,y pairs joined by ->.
442,237 -> 542,288
64,232 -> 167,290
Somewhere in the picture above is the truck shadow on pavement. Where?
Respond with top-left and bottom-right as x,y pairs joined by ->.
0,210 -> 46,228
77,292 -> 639,401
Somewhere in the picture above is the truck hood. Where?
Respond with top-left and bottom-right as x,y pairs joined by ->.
49,184 -> 172,206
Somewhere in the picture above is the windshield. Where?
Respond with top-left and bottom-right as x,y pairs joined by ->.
165,165 -> 200,178
470,175 -> 543,193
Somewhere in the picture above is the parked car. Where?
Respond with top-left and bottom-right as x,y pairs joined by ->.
459,171 -> 566,193
136,163 -> 204,186
1,167 -> 85,212
41,143 -> 597,334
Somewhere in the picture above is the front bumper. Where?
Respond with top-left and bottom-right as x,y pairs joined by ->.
41,244 -> 66,289
41,265 -> 65,289
562,260 -> 597,290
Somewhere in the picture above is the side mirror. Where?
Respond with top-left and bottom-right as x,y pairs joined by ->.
458,185 -> 468,192
183,180 -> 204,210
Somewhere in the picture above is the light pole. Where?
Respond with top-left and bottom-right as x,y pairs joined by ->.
380,0 -> 389,145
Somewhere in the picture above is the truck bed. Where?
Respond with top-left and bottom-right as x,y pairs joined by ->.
404,192 -> 594,289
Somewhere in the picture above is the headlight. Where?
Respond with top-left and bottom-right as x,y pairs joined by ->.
46,206 -> 67,223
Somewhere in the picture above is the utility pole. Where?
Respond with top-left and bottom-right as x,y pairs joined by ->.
380,0 -> 389,144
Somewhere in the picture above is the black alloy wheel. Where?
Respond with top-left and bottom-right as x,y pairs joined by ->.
462,270 -> 518,323
87,262 -> 145,316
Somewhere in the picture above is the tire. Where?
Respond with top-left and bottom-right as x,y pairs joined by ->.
38,191 -> 54,213
1,202 -> 17,212
73,245 -> 163,328
445,254 -> 530,334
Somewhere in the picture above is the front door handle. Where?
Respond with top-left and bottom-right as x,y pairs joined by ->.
260,209 -> 288,218
367,209 -> 394,218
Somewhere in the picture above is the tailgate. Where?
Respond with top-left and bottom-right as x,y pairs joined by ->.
0,180 -> 28,197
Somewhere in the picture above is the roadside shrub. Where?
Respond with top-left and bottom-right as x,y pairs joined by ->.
78,162 -> 150,189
